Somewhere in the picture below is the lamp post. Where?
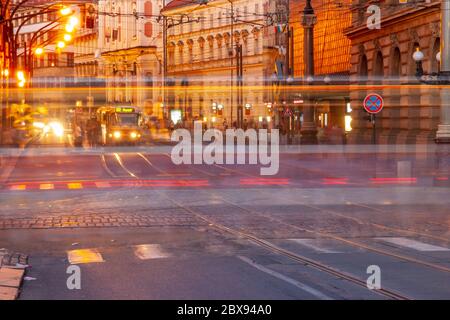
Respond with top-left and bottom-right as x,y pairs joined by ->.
436,0 -> 450,143
412,48 -> 425,78
412,3 -> 450,143
413,49 -> 450,143
300,0 -> 318,144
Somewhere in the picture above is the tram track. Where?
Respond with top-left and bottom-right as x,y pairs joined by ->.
111,152 -> 414,300
205,157 -> 450,244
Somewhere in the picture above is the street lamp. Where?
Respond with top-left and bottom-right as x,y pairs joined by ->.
57,41 -> 66,49
60,7 -> 72,16
65,24 -> 75,33
16,70 -> 26,88
412,48 -> 425,78
68,16 -> 79,27
63,34 -> 72,42
34,47 -> 44,56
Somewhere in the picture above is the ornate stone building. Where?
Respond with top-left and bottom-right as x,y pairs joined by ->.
162,0 -> 272,127
289,0 -> 352,135
73,2 -> 99,80
346,0 -> 441,143
98,0 -> 164,117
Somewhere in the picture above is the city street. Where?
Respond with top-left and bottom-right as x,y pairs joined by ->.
1,146 -> 449,299
2,0 -> 450,307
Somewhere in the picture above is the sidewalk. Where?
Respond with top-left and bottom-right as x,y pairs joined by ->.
0,249 -> 29,300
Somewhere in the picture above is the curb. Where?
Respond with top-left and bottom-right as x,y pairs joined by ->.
0,250 -> 29,300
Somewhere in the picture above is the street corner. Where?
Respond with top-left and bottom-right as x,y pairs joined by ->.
0,248 -> 30,300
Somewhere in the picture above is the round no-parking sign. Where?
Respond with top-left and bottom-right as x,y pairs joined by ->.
363,93 -> 384,114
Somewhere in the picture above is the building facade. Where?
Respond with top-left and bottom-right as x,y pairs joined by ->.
162,0 -> 273,128
97,0 -> 164,117
73,1 -> 98,79
346,0 -> 441,144
288,0 -> 352,140
1,0 -> 10,73
8,1 -> 94,120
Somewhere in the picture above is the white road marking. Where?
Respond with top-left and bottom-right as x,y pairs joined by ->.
376,237 -> 450,252
237,256 -> 333,300
288,239 -> 342,253
134,244 -> 170,260
67,249 -> 105,264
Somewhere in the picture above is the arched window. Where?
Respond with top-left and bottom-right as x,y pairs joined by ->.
391,47 -> 401,79
359,54 -> 368,83
431,38 -> 440,73
373,51 -> 384,83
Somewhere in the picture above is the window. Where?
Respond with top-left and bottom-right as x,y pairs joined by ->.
48,53 -> 58,67
67,53 -> 74,67
144,23 -> 153,37
132,2 -> 137,37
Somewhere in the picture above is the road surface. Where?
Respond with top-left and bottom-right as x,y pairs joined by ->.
0,146 -> 449,299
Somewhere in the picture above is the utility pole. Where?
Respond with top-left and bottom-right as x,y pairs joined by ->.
229,0 -> 234,126
300,0 -> 317,144
236,43 -> 243,128
162,0 -> 167,122
436,0 -> 450,143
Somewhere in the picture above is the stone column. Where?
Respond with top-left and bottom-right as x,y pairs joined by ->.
436,0 -> 450,143
300,0 -> 318,144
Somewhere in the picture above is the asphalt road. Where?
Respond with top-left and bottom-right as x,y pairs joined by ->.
0,146 -> 449,299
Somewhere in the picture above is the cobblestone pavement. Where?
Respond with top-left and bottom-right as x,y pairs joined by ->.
0,212 -> 205,229
0,249 -> 28,267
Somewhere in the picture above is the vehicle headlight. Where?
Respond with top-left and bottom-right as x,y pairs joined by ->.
33,121 -> 45,129
49,121 -> 64,137
130,132 -> 138,139
113,131 -> 121,139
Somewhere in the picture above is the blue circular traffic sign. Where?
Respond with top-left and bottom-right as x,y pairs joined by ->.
363,93 -> 384,114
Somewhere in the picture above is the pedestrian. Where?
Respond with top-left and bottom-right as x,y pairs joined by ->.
74,123 -> 83,147
86,116 -> 98,147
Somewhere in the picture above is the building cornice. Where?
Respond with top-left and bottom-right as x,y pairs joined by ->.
345,2 -> 440,39
101,46 -> 157,56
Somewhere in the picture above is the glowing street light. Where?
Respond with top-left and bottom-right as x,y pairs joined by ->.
63,34 -> 72,42
60,7 -> 72,16
34,47 -> 44,55
68,16 -> 79,27
16,71 -> 26,88
17,71 -> 25,80
57,41 -> 66,49
65,24 -> 75,33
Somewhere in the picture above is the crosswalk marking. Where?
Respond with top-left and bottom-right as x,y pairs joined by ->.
67,183 -> 83,190
67,249 -> 105,264
39,183 -> 54,190
9,185 -> 26,191
376,237 -> 450,252
134,244 -> 170,260
288,239 -> 343,253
